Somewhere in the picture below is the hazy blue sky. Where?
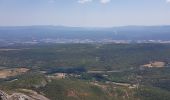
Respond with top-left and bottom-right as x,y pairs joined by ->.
0,0 -> 170,27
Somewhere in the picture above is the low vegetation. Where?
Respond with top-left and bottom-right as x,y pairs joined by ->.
0,43 -> 170,100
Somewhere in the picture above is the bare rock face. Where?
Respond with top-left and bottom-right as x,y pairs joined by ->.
0,90 -> 8,100
8,93 -> 34,100
0,89 -> 50,100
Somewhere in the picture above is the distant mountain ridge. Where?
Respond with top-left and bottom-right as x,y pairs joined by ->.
0,25 -> 170,41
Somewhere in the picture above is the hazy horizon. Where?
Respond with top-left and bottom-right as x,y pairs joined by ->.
1,24 -> 170,28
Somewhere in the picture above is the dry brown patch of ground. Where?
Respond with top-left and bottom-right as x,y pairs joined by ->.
67,89 -> 78,97
142,61 -> 166,68
0,68 -> 29,78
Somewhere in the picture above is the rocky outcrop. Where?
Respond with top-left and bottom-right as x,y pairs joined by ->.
0,89 -> 50,100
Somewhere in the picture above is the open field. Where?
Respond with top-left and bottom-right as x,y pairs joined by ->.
0,68 -> 29,78
142,61 -> 166,68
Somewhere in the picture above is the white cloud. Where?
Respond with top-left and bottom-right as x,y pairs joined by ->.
78,0 -> 92,4
77,0 -> 111,4
167,0 -> 170,3
100,0 -> 111,4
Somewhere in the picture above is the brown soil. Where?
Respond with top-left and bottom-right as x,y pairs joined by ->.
142,61 -> 166,68
0,68 -> 29,78
67,89 -> 77,97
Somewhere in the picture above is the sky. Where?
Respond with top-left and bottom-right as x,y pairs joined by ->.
0,0 -> 170,27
